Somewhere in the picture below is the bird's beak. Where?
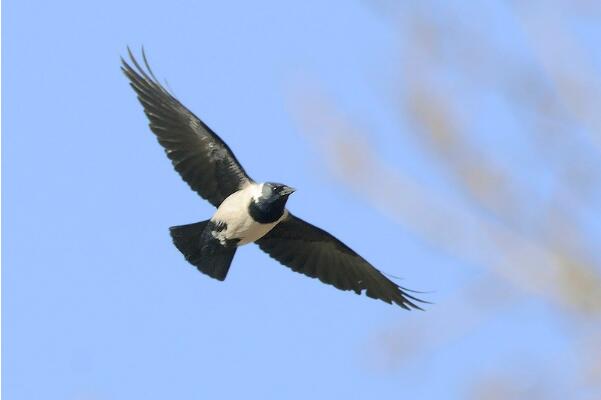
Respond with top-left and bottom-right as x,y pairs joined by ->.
281,186 -> 296,196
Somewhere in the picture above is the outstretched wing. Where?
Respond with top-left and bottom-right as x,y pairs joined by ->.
256,213 -> 425,310
122,49 -> 253,207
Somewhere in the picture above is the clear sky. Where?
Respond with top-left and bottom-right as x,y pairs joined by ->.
4,1 -> 601,399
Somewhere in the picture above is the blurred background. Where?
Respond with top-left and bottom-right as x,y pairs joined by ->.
3,0 -> 601,399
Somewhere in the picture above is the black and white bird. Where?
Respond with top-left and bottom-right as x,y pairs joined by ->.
122,49 -> 424,310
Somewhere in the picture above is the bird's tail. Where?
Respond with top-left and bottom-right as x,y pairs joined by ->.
169,220 -> 237,281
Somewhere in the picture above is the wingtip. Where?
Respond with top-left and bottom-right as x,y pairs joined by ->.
407,301 -> 427,311
126,45 -> 136,63
121,45 -> 137,69
401,295 -> 431,311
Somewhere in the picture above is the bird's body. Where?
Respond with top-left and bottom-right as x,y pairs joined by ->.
209,183 -> 289,246
122,49 -> 425,310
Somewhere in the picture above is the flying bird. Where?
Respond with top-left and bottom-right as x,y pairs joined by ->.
121,49 -> 424,310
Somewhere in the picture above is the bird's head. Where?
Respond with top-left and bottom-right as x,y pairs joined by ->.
249,182 -> 296,223
259,182 -> 296,202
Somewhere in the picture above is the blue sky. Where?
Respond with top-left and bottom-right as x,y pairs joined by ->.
4,1 -> 600,399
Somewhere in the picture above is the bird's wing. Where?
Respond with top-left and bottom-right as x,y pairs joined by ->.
256,213 -> 425,310
121,49 -> 253,207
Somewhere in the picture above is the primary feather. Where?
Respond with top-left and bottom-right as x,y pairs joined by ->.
257,213 -> 424,310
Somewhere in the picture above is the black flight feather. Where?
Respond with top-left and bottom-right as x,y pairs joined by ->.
121,48 -> 253,207
256,213 -> 426,310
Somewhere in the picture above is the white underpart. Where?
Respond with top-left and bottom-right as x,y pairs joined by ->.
211,183 -> 288,246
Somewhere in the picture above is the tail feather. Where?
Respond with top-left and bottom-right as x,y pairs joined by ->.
169,220 -> 237,281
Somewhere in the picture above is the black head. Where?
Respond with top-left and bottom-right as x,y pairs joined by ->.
260,182 -> 296,199
248,182 -> 296,224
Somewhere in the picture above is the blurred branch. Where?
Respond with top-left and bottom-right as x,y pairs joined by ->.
293,0 -> 601,396
362,276 -> 521,372
294,93 -> 601,313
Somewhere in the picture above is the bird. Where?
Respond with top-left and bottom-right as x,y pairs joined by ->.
121,48 -> 425,310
